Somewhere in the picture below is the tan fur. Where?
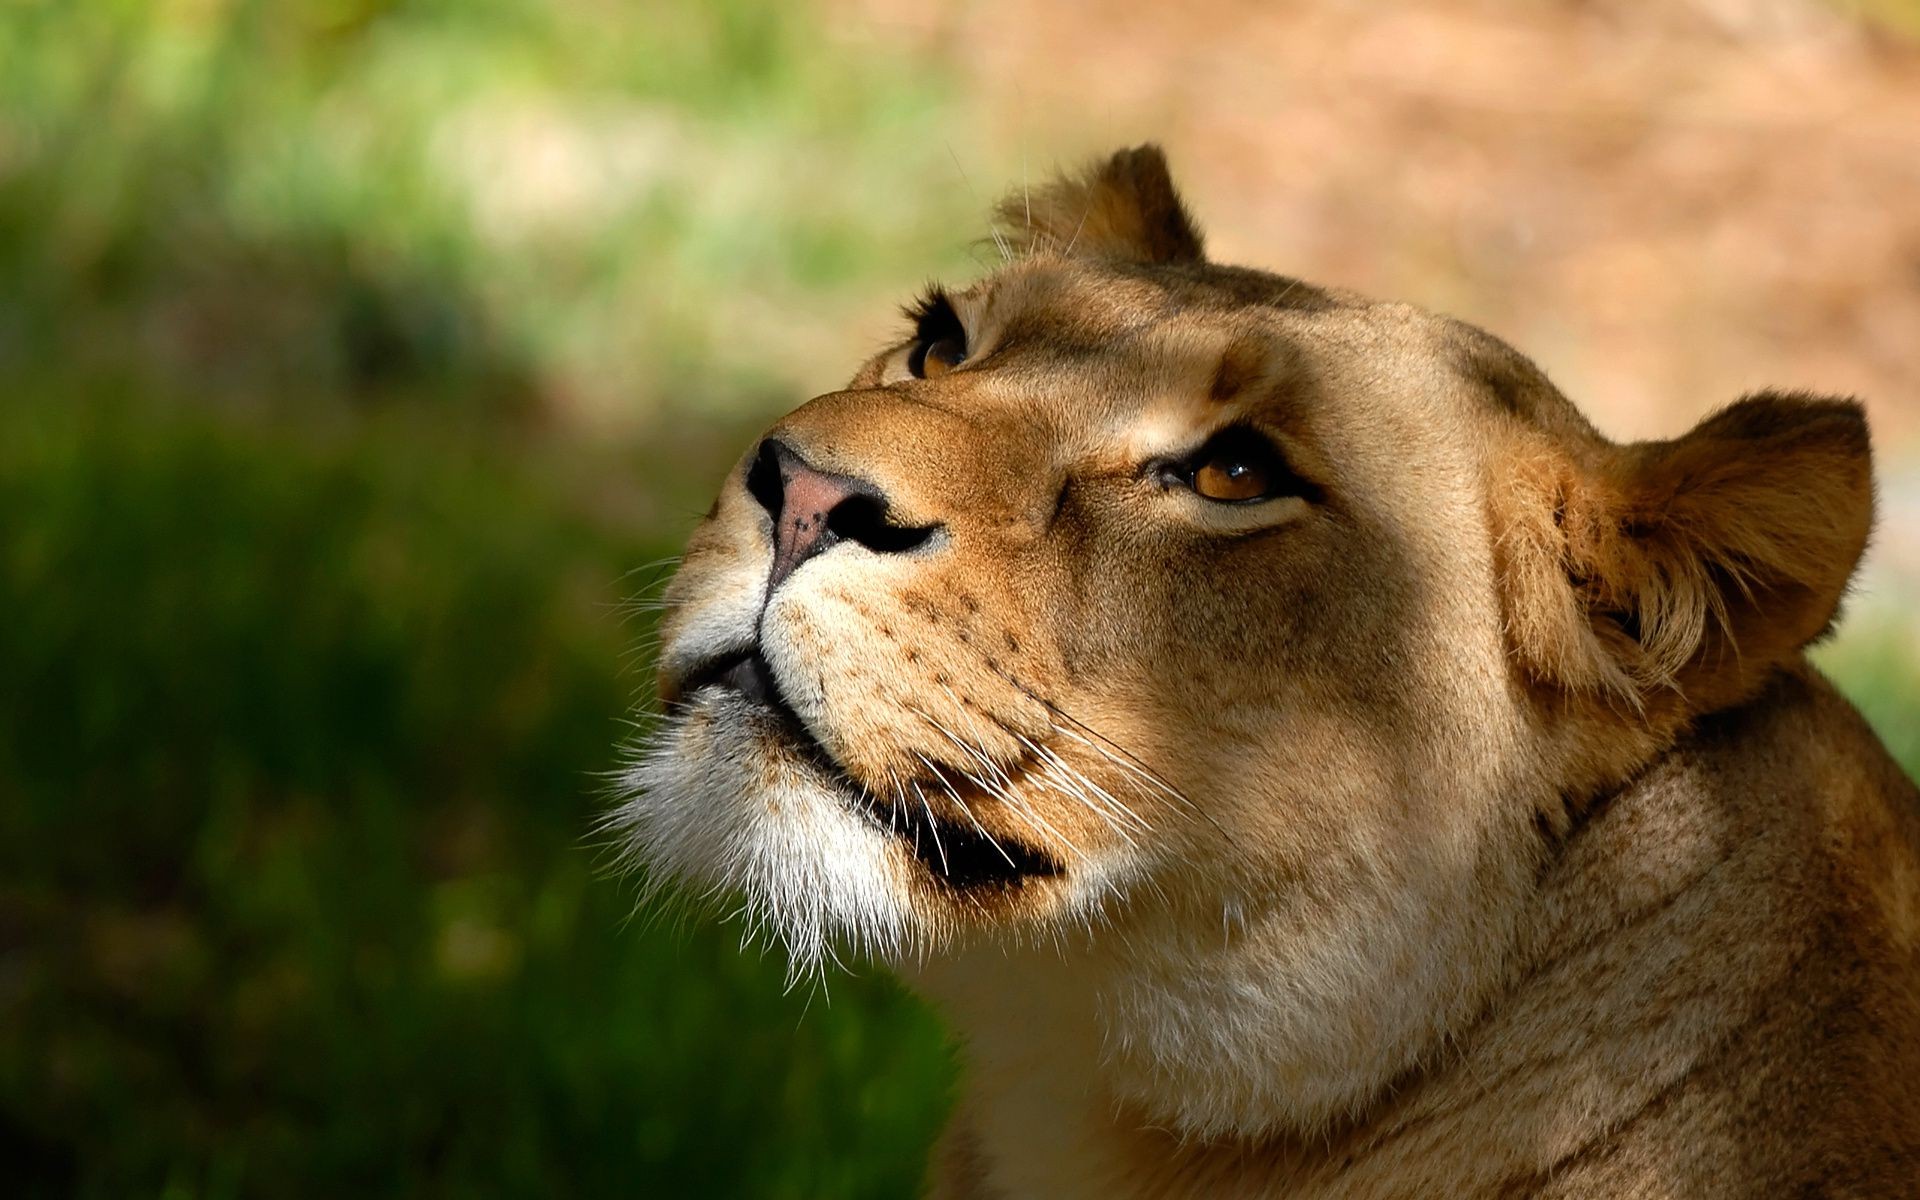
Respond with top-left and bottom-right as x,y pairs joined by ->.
620,145 -> 1920,1197
997,145 -> 1207,264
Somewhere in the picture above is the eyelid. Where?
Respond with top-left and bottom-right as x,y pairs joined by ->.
900,286 -> 976,380
1146,424 -> 1323,503
1149,425 -> 1276,475
905,287 -> 965,347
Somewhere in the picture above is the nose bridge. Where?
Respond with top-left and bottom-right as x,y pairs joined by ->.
767,387 -> 1036,524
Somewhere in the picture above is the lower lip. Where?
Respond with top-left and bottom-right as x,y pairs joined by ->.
681,672 -> 1066,890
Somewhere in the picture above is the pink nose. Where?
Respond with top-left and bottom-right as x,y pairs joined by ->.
770,447 -> 860,587
747,438 -> 936,590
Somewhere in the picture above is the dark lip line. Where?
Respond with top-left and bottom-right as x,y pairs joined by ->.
671,647 -> 1063,890
675,647 -> 785,717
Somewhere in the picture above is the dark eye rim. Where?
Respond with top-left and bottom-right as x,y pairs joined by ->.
1149,424 -> 1323,506
903,285 -> 968,379
907,335 -> 966,379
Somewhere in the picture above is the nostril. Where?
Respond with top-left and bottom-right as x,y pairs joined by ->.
746,440 -> 785,518
751,436 -> 939,588
826,493 -> 937,555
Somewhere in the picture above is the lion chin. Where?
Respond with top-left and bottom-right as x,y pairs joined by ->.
616,145 -> 1920,1198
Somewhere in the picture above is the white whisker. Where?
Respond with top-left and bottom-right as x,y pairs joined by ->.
1017,732 -> 1147,842
902,767 -> 951,877
910,753 -> 1018,873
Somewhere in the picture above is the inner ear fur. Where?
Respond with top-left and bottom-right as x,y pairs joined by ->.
996,143 -> 1205,264
1492,391 -> 1873,715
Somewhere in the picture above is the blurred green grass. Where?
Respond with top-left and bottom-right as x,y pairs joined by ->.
1,1 -> 971,1195
1,2 -> 1916,1197
0,384 -> 955,1198
0,0 -> 983,426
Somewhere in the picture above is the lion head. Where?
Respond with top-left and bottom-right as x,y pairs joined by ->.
617,145 -> 1872,1139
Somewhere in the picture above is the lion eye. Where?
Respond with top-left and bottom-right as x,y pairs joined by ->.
1164,426 -> 1307,505
903,287 -> 968,381
909,336 -> 966,380
1193,455 -> 1271,502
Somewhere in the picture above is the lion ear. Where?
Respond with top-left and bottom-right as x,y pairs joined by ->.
1493,392 -> 1873,714
996,144 -> 1205,264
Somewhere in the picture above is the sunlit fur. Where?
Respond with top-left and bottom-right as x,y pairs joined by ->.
617,146 -> 1920,1196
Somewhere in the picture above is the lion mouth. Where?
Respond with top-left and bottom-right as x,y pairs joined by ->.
676,648 -> 1062,891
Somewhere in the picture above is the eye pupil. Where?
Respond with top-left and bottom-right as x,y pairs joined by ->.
1194,455 -> 1271,501
911,336 -> 966,380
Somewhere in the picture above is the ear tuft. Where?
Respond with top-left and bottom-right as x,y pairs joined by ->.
1494,391 -> 1873,715
996,144 -> 1205,264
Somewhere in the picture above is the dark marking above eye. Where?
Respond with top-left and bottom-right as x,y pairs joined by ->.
1209,336 -> 1269,403
1044,478 -> 1074,535
1445,320 -> 1561,424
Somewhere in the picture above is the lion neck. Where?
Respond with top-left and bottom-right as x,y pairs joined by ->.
905,790 -> 1543,1193
904,672 -> 1845,1198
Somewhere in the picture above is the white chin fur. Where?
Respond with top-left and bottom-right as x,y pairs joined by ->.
612,694 -> 916,975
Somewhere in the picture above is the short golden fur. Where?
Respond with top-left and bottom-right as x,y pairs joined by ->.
619,145 -> 1920,1197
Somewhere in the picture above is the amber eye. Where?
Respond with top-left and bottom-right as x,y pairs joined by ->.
909,335 -> 965,379
1193,454 -> 1271,501
1163,426 -> 1307,506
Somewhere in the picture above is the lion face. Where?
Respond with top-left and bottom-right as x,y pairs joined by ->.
618,146 -> 1870,1134
630,248 -> 1511,927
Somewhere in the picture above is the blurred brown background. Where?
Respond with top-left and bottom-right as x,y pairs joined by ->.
844,0 -> 1920,438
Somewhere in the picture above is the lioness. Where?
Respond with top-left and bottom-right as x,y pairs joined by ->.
618,146 -> 1920,1197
